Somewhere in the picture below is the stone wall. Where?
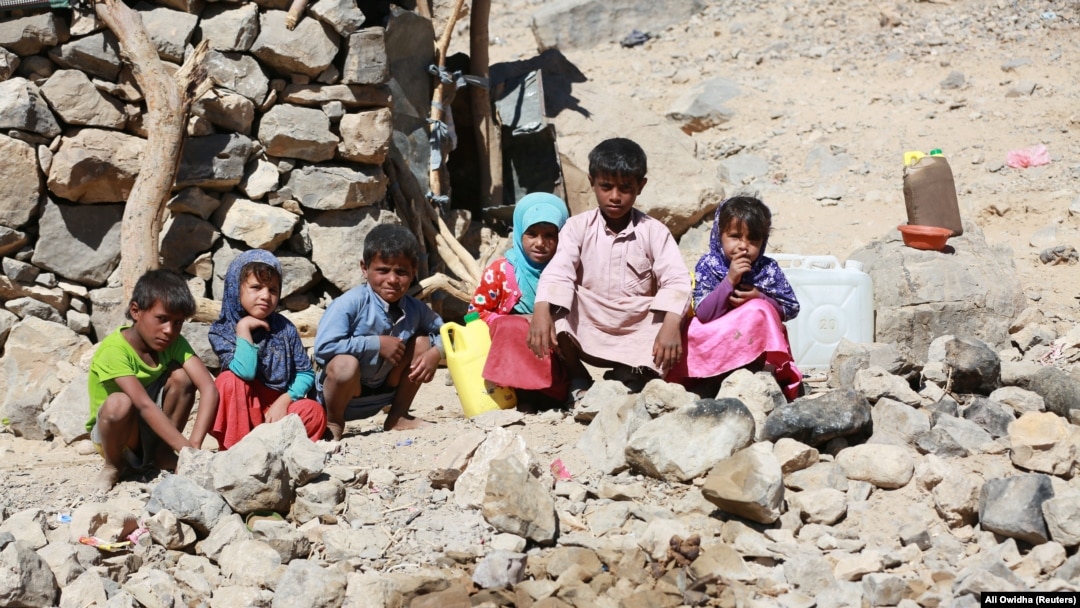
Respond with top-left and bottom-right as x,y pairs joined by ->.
0,0 -> 438,364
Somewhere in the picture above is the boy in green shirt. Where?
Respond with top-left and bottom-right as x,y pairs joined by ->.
87,270 -> 219,491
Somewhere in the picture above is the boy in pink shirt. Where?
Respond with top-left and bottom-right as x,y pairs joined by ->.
529,138 -> 691,399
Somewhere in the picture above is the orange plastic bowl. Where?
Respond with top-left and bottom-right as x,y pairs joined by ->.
898,224 -> 952,251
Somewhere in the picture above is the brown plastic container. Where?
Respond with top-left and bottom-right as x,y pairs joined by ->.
903,153 -> 963,236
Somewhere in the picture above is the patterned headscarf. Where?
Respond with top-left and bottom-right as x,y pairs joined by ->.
208,249 -> 312,392
504,192 -> 569,314
693,199 -> 800,321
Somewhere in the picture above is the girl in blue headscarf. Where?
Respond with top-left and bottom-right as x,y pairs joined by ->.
469,192 -> 570,407
208,249 -> 326,448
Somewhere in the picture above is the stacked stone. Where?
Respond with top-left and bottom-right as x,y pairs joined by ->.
0,1 -> 432,343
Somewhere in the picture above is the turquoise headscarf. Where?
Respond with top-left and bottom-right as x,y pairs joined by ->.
504,192 -> 569,314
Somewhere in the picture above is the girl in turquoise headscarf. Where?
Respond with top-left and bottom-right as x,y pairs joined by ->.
469,192 -> 570,407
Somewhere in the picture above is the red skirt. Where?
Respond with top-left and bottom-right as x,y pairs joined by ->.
482,315 -> 569,401
211,371 -> 327,449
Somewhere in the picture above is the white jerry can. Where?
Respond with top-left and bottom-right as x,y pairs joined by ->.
771,254 -> 874,371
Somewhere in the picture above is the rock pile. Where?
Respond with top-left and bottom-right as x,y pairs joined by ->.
4,310 -> 1080,605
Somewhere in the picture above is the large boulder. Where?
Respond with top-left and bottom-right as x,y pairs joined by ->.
31,199 -> 123,288
0,13 -> 69,56
250,10 -> 339,78
40,69 -> 126,130
849,222 -> 1025,359
134,2 -> 199,63
551,82 -> 722,237
307,207 -> 400,292
197,3 -> 260,52
0,134 -> 41,229
625,398 -> 755,482
0,318 -> 92,440
762,389 -> 872,447
48,31 -> 122,80
530,0 -> 705,51
47,129 -> 144,204
203,50 -> 269,103
211,416 -> 325,515
0,537 -> 59,607
0,78 -> 61,138
1027,366 -> 1080,425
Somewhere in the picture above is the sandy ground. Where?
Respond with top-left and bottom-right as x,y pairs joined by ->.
3,0 -> 1079,559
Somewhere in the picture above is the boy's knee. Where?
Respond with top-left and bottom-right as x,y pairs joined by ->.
406,335 -> 430,356
99,392 -> 134,420
166,364 -> 194,393
325,354 -> 361,382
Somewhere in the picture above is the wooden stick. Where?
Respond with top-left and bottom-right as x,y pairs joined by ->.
469,0 -> 502,208
381,502 -> 417,515
96,0 -> 186,302
415,0 -> 431,19
417,273 -> 473,303
435,214 -> 480,283
285,0 -> 309,30
427,0 -> 468,200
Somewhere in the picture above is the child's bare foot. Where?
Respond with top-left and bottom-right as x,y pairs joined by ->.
95,463 -> 122,492
384,415 -> 433,431
324,422 -> 344,442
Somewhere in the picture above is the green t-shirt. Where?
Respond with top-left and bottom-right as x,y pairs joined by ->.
86,326 -> 195,432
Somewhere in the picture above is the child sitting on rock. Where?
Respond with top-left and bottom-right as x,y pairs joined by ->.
208,250 -> 327,450
670,195 -> 802,400
87,269 -> 219,491
314,224 -> 444,439
529,137 -> 691,400
469,192 -> 570,409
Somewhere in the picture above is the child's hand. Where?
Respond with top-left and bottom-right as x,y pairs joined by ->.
235,315 -> 270,342
726,251 -> 753,288
379,336 -> 406,366
528,304 -> 556,359
652,312 -> 683,373
728,285 -> 760,308
265,394 -> 291,423
407,347 -> 440,384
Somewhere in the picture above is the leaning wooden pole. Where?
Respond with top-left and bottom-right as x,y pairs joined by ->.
428,0 -> 467,202
469,0 -> 503,209
96,0 -> 185,303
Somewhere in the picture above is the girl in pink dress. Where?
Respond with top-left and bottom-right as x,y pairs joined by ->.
672,196 -> 803,400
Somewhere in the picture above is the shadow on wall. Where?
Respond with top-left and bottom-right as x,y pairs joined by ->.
490,48 -> 589,120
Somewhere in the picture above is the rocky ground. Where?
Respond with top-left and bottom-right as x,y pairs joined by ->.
3,0 -> 1080,606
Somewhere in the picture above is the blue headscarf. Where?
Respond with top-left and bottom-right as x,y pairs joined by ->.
504,192 -> 569,314
694,199 -> 800,321
208,249 -> 312,392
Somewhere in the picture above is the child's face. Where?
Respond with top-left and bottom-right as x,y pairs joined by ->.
129,299 -> 186,352
521,222 -> 559,265
720,219 -> 763,265
589,173 -> 646,222
239,271 -> 281,320
362,253 -> 416,304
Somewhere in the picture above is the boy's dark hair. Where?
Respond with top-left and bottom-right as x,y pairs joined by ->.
363,224 -> 421,266
128,269 -> 196,319
588,138 -> 647,181
717,195 -> 772,243
240,262 -> 281,290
